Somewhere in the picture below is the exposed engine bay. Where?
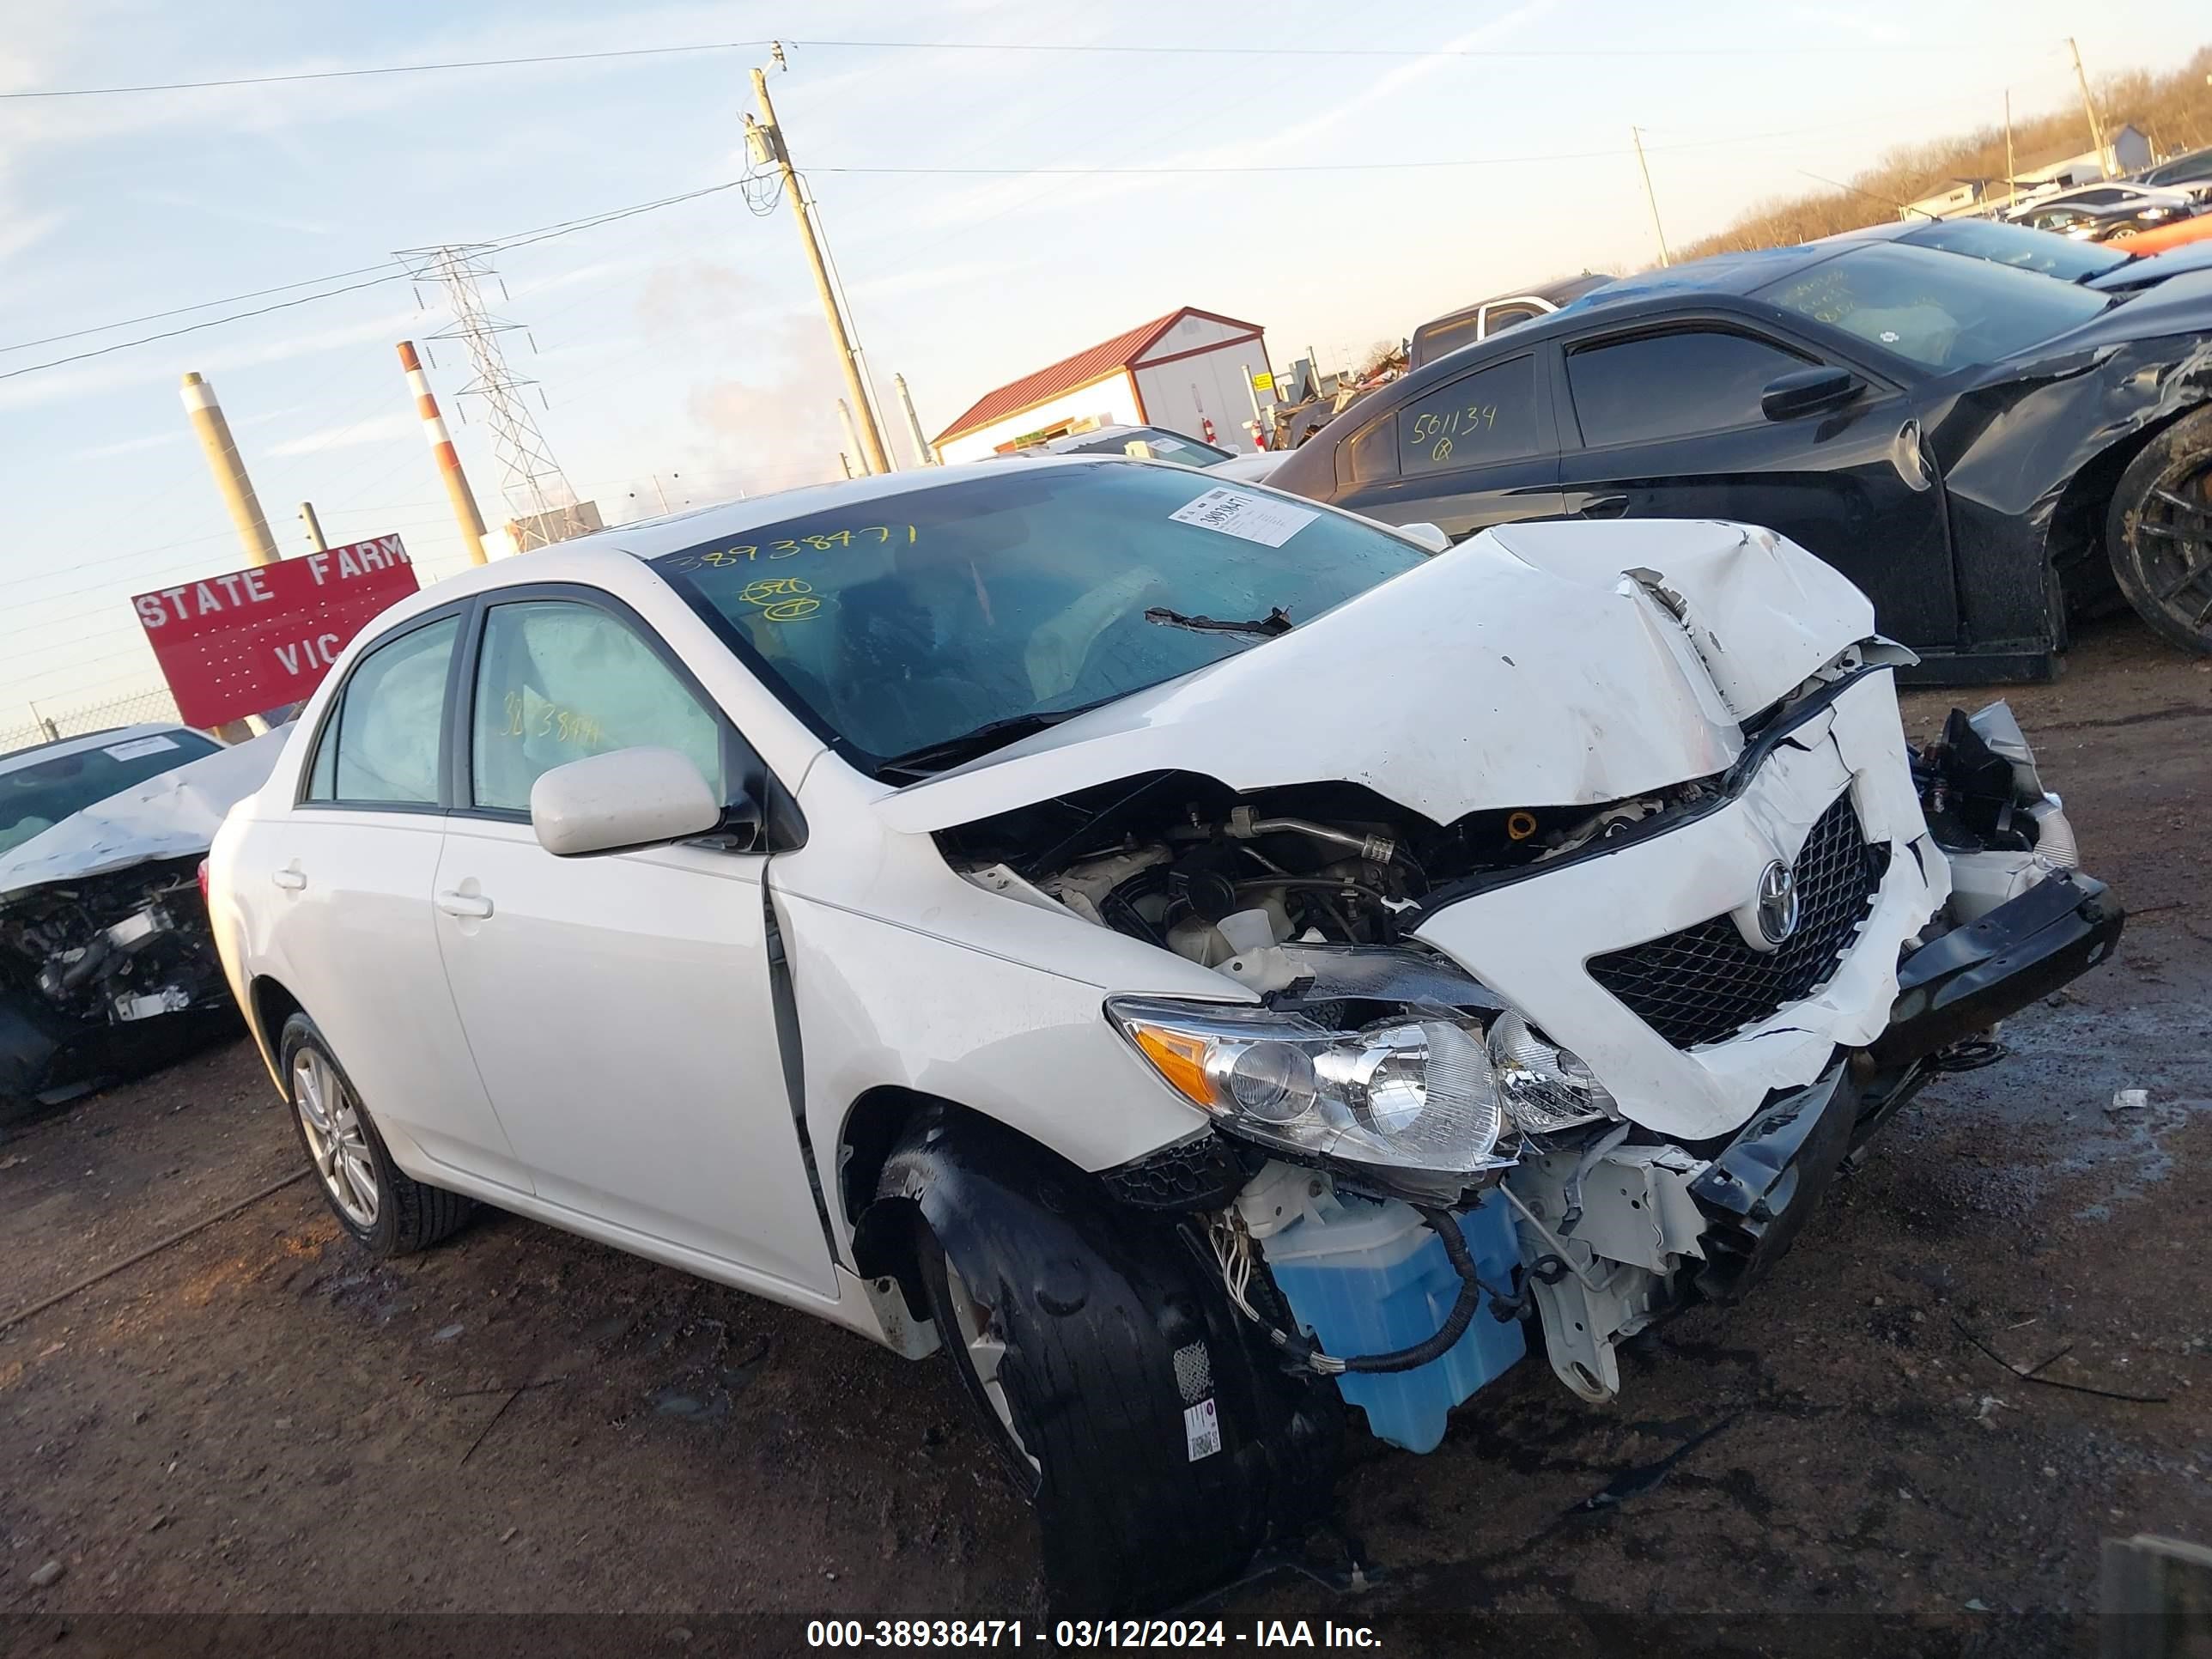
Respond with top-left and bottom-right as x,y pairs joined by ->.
2,857 -> 224,1025
942,685 -> 2120,1439
0,856 -> 234,1107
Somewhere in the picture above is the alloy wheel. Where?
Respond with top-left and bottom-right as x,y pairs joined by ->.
293,1048 -> 380,1230
942,1259 -> 1041,1473
2132,453 -> 2212,641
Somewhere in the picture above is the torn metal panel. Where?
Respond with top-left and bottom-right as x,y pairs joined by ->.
877,518 -> 1897,834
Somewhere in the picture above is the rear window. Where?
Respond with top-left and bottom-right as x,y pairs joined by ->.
0,731 -> 220,856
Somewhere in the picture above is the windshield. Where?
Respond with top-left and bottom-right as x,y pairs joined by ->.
652,462 -> 1424,775
0,730 -> 219,857
1061,429 -> 1236,465
1899,217 -> 2130,283
1756,243 -> 2112,369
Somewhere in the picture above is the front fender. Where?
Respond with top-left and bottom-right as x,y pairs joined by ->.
855,1107 -> 1340,1614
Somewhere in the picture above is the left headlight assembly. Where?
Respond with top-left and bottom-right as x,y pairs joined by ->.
1108,996 -> 1515,1181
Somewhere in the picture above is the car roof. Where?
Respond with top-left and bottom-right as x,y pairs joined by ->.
1413,272 -> 1616,337
341,458 -> 1167,627
0,723 -> 203,774
1041,424 -> 1190,452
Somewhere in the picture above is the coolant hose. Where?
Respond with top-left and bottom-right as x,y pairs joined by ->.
1269,1207 -> 1486,1376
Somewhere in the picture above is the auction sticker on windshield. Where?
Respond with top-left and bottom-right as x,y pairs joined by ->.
1169,486 -> 1316,548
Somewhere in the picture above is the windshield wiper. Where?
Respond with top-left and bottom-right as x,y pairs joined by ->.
877,698 -> 1119,781
1143,604 -> 1294,637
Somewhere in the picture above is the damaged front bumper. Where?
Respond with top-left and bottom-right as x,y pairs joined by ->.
1273,862 -> 2128,1419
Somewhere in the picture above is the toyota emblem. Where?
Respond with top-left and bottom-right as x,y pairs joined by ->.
1757,860 -> 1801,945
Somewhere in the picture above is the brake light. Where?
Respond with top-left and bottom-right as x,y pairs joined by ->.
198,858 -> 211,908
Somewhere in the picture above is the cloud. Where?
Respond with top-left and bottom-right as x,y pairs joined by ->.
61,428 -> 188,462
133,189 -> 335,238
267,410 -> 415,456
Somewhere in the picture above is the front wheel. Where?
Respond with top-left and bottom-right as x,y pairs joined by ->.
871,1113 -> 1341,1613
279,1012 -> 474,1257
2107,407 -> 2212,656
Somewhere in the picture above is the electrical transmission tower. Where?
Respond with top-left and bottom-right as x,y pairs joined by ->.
395,245 -> 591,550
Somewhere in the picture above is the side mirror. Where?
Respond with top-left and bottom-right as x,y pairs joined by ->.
1398,521 -> 1453,553
530,746 -> 731,858
1761,365 -> 1863,422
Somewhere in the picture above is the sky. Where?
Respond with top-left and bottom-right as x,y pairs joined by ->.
0,0 -> 2203,722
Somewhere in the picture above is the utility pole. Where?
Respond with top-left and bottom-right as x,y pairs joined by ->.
836,398 -> 872,476
894,374 -> 937,465
750,68 -> 891,475
397,340 -> 489,565
298,501 -> 328,552
179,373 -> 279,567
2068,37 -> 2112,177
2005,90 -> 2018,212
1632,127 -> 1671,267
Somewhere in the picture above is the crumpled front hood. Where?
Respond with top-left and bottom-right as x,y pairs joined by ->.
876,520 -> 1877,834
0,727 -> 291,901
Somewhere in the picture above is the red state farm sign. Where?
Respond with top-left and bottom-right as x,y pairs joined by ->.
131,535 -> 422,728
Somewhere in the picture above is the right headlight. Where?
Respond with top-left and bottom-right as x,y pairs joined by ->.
1109,992 -> 1615,1180
1486,1009 -> 1617,1134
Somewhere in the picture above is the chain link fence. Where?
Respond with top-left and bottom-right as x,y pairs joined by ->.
1,687 -> 185,757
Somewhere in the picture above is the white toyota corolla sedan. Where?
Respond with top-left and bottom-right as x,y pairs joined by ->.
207,458 -> 2120,1611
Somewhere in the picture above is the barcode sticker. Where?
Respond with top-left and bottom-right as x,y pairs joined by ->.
1182,1398 -> 1222,1462
102,735 -> 180,762
1168,486 -> 1317,548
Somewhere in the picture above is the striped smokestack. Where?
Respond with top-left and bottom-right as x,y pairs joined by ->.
398,340 -> 489,565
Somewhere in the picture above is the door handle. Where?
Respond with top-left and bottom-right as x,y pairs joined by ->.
1571,493 -> 1629,520
272,868 -> 307,891
435,890 -> 495,920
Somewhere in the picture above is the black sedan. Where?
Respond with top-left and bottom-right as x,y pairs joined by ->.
1267,238 -> 2212,680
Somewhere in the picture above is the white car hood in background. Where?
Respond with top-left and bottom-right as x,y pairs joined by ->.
0,727 -> 293,899
878,519 -> 1877,834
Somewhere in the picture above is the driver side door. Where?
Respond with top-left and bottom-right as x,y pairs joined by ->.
429,587 -> 836,1299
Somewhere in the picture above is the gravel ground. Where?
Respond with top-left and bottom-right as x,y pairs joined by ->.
2,618 -> 2207,1656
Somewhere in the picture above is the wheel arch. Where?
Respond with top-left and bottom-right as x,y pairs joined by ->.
246,974 -> 306,1087
2045,398 -> 2211,584
842,1088 -> 1046,1320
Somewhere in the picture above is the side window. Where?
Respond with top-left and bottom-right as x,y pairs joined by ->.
305,615 -> 459,807
1411,315 -> 1480,367
1566,329 -> 1812,447
1394,355 -> 1540,477
1478,302 -> 1546,337
1338,416 -> 1399,488
470,601 -> 726,814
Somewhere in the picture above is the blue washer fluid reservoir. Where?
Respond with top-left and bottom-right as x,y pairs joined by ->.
1257,1192 -> 1524,1453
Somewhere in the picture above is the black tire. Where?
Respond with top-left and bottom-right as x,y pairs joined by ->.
2107,406 -> 2212,656
872,1112 -> 1342,1614
278,1012 -> 474,1257
913,1218 -> 1044,1500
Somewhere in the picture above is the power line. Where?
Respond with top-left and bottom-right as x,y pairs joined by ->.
0,182 -> 744,386
0,270 -> 408,385
0,33 -> 1952,100
0,41 -> 773,100
0,261 -> 407,356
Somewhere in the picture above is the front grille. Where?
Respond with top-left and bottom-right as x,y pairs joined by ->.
1587,793 -> 1889,1050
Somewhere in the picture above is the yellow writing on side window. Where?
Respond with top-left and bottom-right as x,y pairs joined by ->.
665,524 -> 916,572
498,690 -> 606,750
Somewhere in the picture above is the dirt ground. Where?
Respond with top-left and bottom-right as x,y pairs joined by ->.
3,618 -> 2208,1656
